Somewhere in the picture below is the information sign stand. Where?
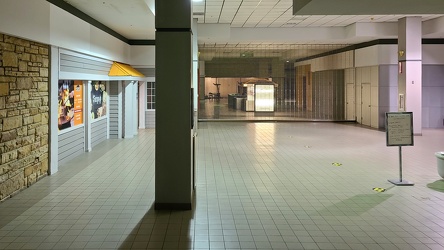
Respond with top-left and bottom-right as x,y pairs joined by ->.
385,112 -> 414,186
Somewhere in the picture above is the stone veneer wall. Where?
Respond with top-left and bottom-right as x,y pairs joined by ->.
0,33 -> 49,202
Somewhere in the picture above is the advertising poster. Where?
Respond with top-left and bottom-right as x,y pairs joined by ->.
91,81 -> 107,119
73,81 -> 83,126
58,80 -> 84,130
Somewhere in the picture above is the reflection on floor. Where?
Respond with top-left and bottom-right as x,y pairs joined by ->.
198,99 -> 347,121
1,122 -> 444,249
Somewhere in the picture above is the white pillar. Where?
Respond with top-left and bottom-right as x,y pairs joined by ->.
398,17 -> 422,135
139,81 -> 146,129
132,81 -> 138,135
117,81 -> 123,138
123,81 -> 134,138
106,81 -> 110,139
49,46 -> 59,174
85,81 -> 92,151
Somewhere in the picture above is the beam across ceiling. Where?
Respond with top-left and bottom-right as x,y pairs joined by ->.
293,0 -> 444,15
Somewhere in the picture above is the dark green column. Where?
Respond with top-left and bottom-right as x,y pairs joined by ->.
155,0 -> 193,210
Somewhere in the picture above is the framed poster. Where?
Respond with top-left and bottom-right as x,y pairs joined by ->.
385,112 -> 413,146
91,81 -> 107,119
73,81 -> 83,126
58,80 -> 83,130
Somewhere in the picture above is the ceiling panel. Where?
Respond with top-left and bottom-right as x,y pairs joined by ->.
60,0 -> 444,48
294,0 -> 444,15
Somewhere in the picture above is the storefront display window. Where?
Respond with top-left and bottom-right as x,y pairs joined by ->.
147,82 -> 156,110
255,84 -> 275,112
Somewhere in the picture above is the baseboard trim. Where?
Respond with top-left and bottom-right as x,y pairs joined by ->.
154,202 -> 192,210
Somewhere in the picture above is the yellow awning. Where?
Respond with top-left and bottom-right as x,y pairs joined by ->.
109,62 -> 145,77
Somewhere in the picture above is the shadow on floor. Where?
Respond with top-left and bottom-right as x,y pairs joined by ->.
427,179 -> 444,192
315,193 -> 394,216
119,193 -> 197,250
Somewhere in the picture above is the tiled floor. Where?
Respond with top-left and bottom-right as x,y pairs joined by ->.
1,122 -> 444,249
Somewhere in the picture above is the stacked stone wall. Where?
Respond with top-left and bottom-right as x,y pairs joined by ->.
0,33 -> 49,202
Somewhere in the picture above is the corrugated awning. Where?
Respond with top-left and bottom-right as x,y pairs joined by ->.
109,62 -> 145,77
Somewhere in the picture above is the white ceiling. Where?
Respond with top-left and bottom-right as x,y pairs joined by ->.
192,0 -> 443,28
62,0 -> 444,47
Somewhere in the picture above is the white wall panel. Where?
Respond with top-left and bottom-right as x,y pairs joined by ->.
355,47 -> 379,68
49,4 -> 91,54
355,45 -> 397,67
131,46 -> 156,67
298,51 -> 354,72
378,65 -> 399,128
422,65 -> 444,128
377,45 -> 398,65
50,5 -> 130,62
0,0 -> 50,43
89,25 -> 130,63
371,83 -> 379,128
0,0 -> 132,64
423,45 -> 444,64
361,67 -> 371,83
371,66 -> 379,87
353,23 -> 398,38
355,68 -> 362,126
355,66 -> 383,129
345,68 -> 355,83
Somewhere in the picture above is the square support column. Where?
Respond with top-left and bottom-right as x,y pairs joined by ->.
398,17 -> 422,135
155,0 -> 193,210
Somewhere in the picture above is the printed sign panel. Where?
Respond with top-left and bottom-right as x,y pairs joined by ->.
58,80 -> 83,130
73,81 -> 83,126
385,112 -> 413,146
91,81 -> 107,119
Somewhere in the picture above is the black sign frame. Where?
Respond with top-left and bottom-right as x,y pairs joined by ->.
385,112 -> 414,147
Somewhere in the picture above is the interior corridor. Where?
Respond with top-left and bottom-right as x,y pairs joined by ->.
1,122 -> 444,250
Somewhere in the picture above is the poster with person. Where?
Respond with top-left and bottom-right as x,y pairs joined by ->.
58,80 -> 83,130
90,81 -> 107,119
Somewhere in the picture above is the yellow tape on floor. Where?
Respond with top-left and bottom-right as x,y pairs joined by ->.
373,187 -> 386,192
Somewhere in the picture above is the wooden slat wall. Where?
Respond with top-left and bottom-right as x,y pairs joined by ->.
91,118 -> 107,148
60,53 -> 111,75
145,110 -> 155,128
109,82 -> 120,138
58,127 -> 85,164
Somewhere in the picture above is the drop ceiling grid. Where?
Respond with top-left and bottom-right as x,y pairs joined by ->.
204,0 -> 223,23
213,0 -> 292,27
323,15 -> 357,26
61,0 -> 444,45
309,17 -> 341,27
201,0 -> 444,28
